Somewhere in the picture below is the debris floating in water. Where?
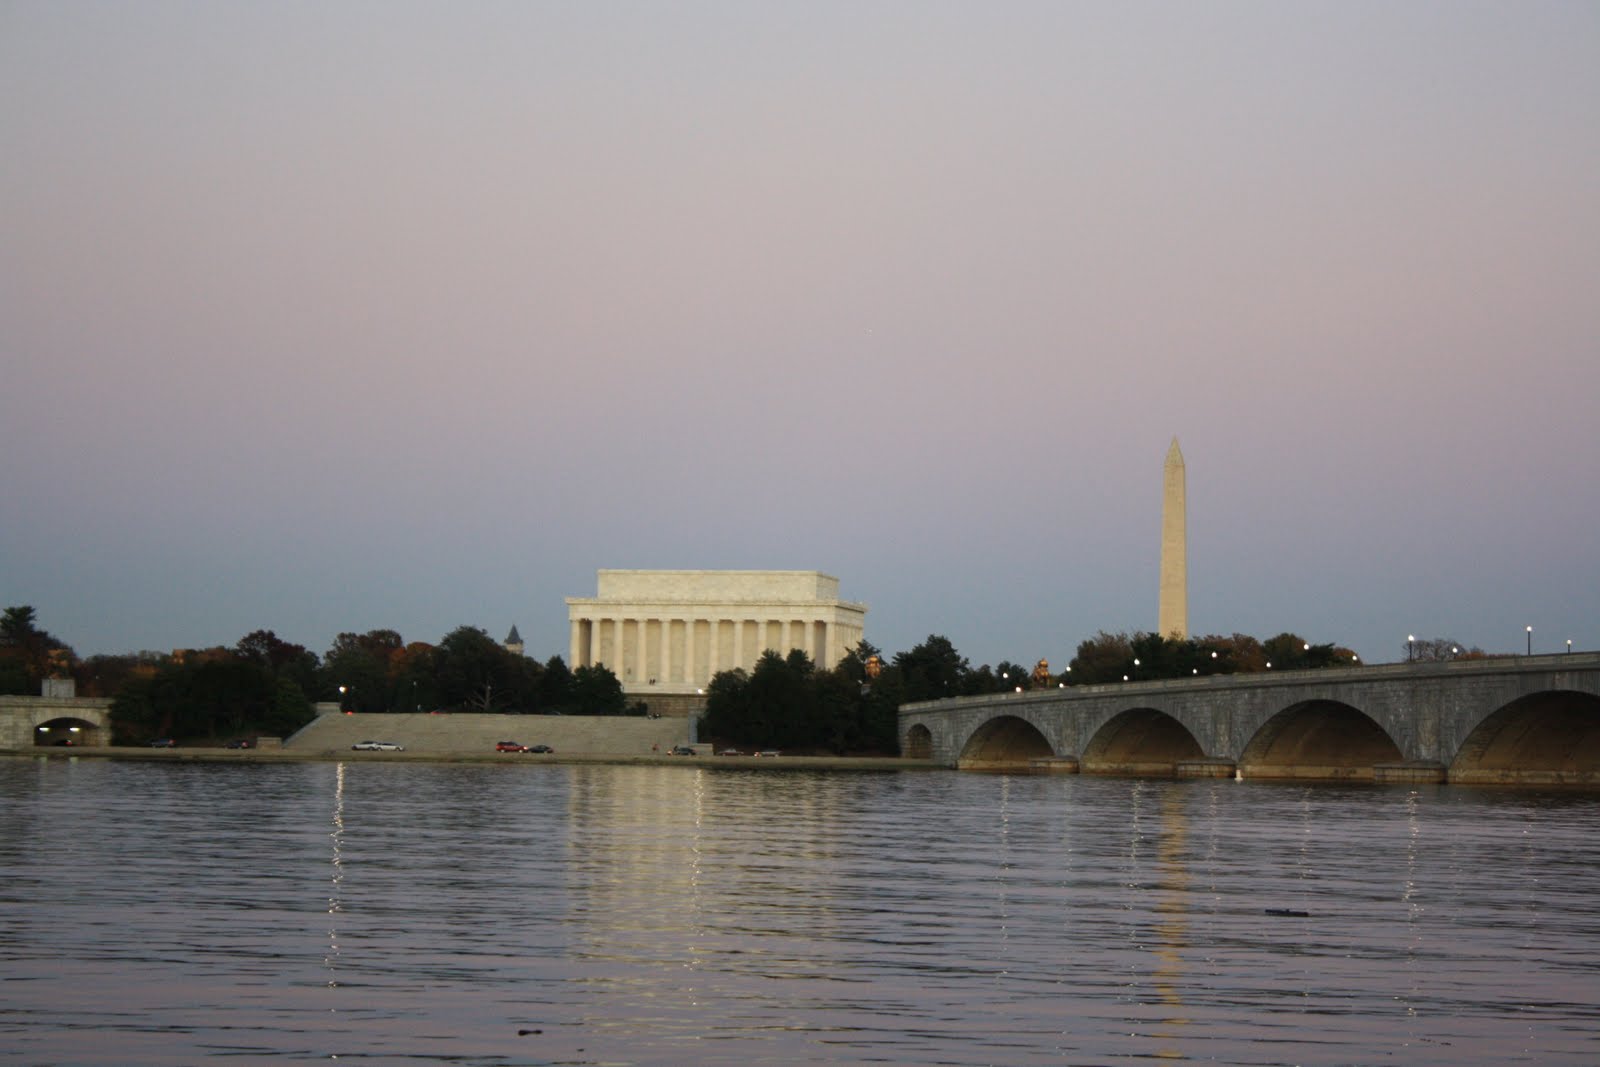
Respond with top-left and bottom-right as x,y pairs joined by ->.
1264,907 -> 1310,917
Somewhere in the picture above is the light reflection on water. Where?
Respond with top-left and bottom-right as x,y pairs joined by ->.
1,758 -> 1598,1065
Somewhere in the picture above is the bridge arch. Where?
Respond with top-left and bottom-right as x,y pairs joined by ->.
956,715 -> 1054,770
903,723 -> 933,760
1450,690 -> 1600,786
1239,699 -> 1401,780
33,716 -> 105,748
1081,707 -> 1204,777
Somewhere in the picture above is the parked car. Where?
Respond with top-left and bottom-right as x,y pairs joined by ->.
529,744 -> 554,753
669,745 -> 696,756
495,741 -> 527,752
756,750 -> 781,758
720,748 -> 743,756
351,740 -> 404,751
148,738 -> 175,748
225,739 -> 254,749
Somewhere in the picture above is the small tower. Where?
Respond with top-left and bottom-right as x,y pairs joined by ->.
504,625 -> 525,657
1158,437 -> 1188,639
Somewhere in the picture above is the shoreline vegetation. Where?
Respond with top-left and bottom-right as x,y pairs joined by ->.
2,746 -> 941,771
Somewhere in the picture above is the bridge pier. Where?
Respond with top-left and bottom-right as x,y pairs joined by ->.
1176,757 -> 1236,778
1374,761 -> 1448,784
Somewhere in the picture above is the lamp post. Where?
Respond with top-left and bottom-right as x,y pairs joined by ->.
1568,639 -> 1573,655
1407,635 -> 1415,663
1526,625 -> 1533,656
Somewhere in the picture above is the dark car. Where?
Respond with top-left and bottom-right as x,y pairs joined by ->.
148,738 -> 176,748
529,744 -> 553,754
225,739 -> 254,750
495,741 -> 527,752
669,745 -> 696,756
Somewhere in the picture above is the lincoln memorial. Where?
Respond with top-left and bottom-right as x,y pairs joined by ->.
566,570 -> 867,714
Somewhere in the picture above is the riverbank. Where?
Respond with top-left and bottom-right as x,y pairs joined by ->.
3,746 -> 942,772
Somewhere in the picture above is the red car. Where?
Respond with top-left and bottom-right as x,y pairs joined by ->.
495,741 -> 527,753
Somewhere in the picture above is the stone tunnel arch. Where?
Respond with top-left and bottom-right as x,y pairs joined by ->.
1450,690 -> 1600,787
956,715 -> 1054,770
1239,699 -> 1401,781
1080,707 -> 1204,777
33,716 -> 104,748
904,723 -> 933,760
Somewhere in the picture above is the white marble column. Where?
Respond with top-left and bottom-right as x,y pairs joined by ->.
570,619 -> 585,667
661,618 -> 673,685
707,619 -> 719,676
655,617 -> 668,684
684,618 -> 696,686
632,618 -> 645,683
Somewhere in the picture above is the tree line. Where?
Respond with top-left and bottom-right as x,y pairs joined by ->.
3,604 -> 1498,752
0,607 -> 628,745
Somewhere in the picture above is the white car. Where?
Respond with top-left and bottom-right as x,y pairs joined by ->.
351,740 -> 405,752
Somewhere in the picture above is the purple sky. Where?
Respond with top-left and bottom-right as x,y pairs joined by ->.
4,2 -> 1597,669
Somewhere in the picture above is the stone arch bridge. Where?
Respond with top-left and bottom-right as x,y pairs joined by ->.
0,695 -> 114,749
899,653 -> 1600,787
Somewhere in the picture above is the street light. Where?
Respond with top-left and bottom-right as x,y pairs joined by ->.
1568,639 -> 1573,655
1407,635 -> 1415,663
1526,625 -> 1533,655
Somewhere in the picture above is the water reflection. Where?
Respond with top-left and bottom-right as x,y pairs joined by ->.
1,761 -> 1598,1066
1150,784 -> 1190,1058
326,760 -> 344,987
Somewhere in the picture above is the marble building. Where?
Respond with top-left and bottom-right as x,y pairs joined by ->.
566,570 -> 867,710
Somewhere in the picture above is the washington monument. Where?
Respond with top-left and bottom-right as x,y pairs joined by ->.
1158,437 -> 1188,638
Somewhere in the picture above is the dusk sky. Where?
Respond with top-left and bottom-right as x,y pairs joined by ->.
4,2 -> 1597,670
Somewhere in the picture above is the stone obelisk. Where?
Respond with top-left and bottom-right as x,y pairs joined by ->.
1158,437 -> 1188,639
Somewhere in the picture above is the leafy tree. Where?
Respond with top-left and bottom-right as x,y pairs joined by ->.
1192,633 -> 1264,674
700,667 -> 751,741
321,639 -> 391,712
993,659 -> 1036,692
0,606 -> 74,694
433,626 -> 527,712
1069,631 -> 1134,684
75,652 -> 165,698
537,655 -> 574,712
1408,637 -> 1489,662
571,663 -> 626,715
109,656 -> 312,743
235,630 -> 319,696
700,643 -> 899,756
894,635 -> 969,702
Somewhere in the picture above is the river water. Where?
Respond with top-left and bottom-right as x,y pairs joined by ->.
2,758 -> 1597,1066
